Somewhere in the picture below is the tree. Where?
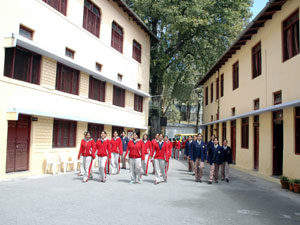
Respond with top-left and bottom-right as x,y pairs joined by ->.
126,0 -> 253,137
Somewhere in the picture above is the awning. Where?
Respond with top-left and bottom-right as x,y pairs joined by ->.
3,34 -> 150,98
200,99 -> 300,127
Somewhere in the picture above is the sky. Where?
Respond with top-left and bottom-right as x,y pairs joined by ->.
251,0 -> 269,19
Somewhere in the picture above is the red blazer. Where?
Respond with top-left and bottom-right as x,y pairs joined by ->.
151,141 -> 168,162
110,137 -> 123,154
96,139 -> 111,158
78,139 -> 96,159
165,141 -> 173,159
142,140 -> 152,155
125,140 -> 145,160
176,141 -> 181,149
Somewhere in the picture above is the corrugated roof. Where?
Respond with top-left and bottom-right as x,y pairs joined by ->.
113,0 -> 159,42
197,0 -> 287,86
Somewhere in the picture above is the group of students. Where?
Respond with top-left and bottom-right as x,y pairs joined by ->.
184,134 -> 233,184
77,131 -> 172,185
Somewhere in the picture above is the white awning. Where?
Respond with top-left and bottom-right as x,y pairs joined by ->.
3,34 -> 150,97
201,99 -> 300,127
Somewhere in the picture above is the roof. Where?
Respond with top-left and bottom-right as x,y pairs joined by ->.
197,0 -> 287,86
113,0 -> 159,42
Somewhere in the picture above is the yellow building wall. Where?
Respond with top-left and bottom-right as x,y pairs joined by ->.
79,72 -> 89,98
40,56 -> 57,89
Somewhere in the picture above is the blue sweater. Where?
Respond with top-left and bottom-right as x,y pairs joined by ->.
207,145 -> 223,165
192,141 -> 206,162
184,141 -> 193,157
222,146 -> 232,164
120,136 -> 129,152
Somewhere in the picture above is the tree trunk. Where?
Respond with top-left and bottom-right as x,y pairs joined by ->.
195,100 -> 201,133
149,96 -> 161,138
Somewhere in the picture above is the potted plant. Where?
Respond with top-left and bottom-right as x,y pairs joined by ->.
279,175 -> 289,189
293,179 -> 300,193
289,179 -> 295,192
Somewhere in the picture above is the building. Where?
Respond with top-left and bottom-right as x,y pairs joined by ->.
198,0 -> 300,179
0,0 -> 157,178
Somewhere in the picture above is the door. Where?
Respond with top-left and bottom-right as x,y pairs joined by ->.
273,110 -> 283,176
88,123 -> 104,141
230,120 -> 236,164
6,114 -> 31,173
253,115 -> 259,170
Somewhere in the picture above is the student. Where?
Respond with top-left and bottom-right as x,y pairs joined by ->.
78,131 -> 96,182
175,139 -> 181,160
110,131 -> 123,175
172,138 -> 177,158
151,134 -> 169,185
151,133 -> 159,174
185,136 -> 194,173
125,132 -> 145,184
141,133 -> 152,176
120,131 -> 129,169
164,135 -> 172,172
193,134 -> 206,182
95,131 -> 111,183
221,139 -> 232,182
207,134 -> 215,150
207,137 -> 223,184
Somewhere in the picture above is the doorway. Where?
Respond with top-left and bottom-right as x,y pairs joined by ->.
273,110 -> 283,176
230,120 -> 236,164
6,114 -> 31,173
253,116 -> 259,170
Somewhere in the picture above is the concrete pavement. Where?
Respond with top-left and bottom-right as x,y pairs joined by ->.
0,159 -> 299,225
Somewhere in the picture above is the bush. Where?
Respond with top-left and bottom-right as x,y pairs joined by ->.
294,179 -> 300,184
279,175 -> 289,182
288,179 -> 295,184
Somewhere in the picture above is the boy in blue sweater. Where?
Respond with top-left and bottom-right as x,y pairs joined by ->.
207,137 -> 223,184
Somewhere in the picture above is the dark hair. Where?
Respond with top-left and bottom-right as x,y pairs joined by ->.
164,135 -> 168,138
101,131 -> 107,135
223,139 -> 228,143
211,134 -> 215,137
132,131 -> 138,137
122,131 -> 126,134
114,131 -> 118,135
213,137 -> 219,141
143,133 -> 148,140
84,131 -> 91,136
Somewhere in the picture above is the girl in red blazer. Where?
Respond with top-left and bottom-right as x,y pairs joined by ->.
110,131 -> 123,175
125,132 -> 145,184
151,134 -> 169,185
176,139 -> 181,160
151,133 -> 159,174
96,131 -> 111,183
163,135 -> 172,172
141,133 -> 152,176
78,131 -> 96,182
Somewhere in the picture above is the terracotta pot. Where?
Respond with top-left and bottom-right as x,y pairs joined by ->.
280,180 -> 289,189
289,183 -> 294,192
294,183 -> 300,193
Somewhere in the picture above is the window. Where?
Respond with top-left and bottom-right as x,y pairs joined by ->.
83,0 -> 101,37
118,74 -> 123,81
210,83 -> 213,103
137,83 -> 141,90
241,118 -> 249,148
205,86 -> 208,106
216,78 -> 219,100
222,122 -> 227,142
216,123 -> 219,138
88,123 -> 103,141
273,90 -> 282,105
52,119 -> 77,147
216,113 -> 219,120
295,107 -> 300,154
19,25 -> 33,39
232,107 -> 235,116
210,125 -> 214,136
252,42 -> 262,78
65,48 -> 75,59
221,74 -> 224,97
43,0 -> 67,15
95,62 -> 102,72
56,63 -> 79,95
89,77 -> 105,102
211,115 -> 213,122
134,94 -> 143,112
4,47 -> 41,85
283,10 -> 299,61
232,61 -> 239,90
111,22 -> 123,53
254,98 -> 260,110
133,40 -> 142,63
113,86 -> 125,107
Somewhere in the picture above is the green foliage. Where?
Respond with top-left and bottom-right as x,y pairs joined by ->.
279,175 -> 289,182
289,179 -> 295,184
294,179 -> 300,184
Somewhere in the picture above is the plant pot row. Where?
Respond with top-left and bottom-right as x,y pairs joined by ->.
280,176 -> 300,193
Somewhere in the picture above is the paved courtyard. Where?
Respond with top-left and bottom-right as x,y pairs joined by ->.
0,159 -> 299,225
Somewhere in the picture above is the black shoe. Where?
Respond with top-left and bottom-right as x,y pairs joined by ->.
199,180 -> 202,183
226,178 -> 229,182
208,181 -> 212,184
221,178 -> 225,181
215,181 -> 219,183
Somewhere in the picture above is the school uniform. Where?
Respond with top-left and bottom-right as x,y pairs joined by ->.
221,145 -> 232,181
175,141 -> 181,160
164,140 -> 173,172
151,139 -> 158,173
185,140 -> 194,172
192,140 -> 207,182
126,139 -> 145,183
141,140 -> 152,175
120,135 -> 129,169
96,138 -> 111,182
207,144 -> 223,183
172,141 -> 177,158
181,140 -> 187,159
110,137 -> 123,174
151,141 -> 169,184
78,138 -> 96,182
